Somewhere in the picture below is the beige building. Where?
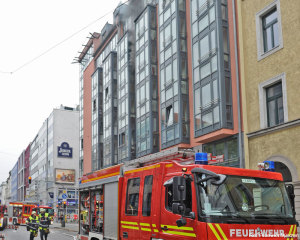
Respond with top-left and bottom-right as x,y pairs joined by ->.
238,0 -> 300,222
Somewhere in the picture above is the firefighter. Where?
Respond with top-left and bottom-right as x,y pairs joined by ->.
39,209 -> 50,240
26,211 -> 39,240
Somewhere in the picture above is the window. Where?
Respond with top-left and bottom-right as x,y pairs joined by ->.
125,178 -> 140,216
259,73 -> 288,129
93,99 -> 96,112
166,105 -> 173,126
203,137 -> 239,167
262,9 -> 279,52
105,87 -> 109,101
266,82 -> 283,127
164,177 -> 192,214
256,1 -> 283,60
142,175 -> 153,216
119,132 -> 126,146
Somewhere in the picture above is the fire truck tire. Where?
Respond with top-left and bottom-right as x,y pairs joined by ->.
13,218 -> 17,225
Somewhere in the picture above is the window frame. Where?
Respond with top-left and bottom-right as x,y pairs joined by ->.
142,175 -> 153,217
125,177 -> 141,216
266,82 -> 283,127
262,9 -> 278,52
258,73 -> 288,129
255,0 -> 283,61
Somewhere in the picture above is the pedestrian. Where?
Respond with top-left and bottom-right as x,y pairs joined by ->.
26,211 -> 39,240
39,209 -> 50,240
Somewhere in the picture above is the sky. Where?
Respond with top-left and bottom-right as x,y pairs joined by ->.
0,0 -> 123,183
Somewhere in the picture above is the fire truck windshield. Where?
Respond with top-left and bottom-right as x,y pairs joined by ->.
197,175 -> 294,222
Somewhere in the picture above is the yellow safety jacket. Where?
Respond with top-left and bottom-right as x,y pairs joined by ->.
39,213 -> 50,231
26,216 -> 39,233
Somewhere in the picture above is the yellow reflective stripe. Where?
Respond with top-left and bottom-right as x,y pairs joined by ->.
153,229 -> 159,233
141,227 -> 151,232
82,172 -> 120,183
289,225 -> 294,235
293,224 -> 297,234
208,223 -> 222,240
162,230 -> 196,237
166,164 -> 173,168
289,225 -> 294,240
140,223 -> 150,227
290,225 -> 297,240
121,221 -> 138,225
161,225 -> 194,231
122,225 -> 139,230
215,224 -> 228,240
152,224 -> 156,227
125,164 -> 160,174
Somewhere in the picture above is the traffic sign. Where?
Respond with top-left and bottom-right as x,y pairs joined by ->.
62,193 -> 67,199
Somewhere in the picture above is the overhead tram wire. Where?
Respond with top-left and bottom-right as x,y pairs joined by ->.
0,70 -> 12,74
0,0 -> 129,75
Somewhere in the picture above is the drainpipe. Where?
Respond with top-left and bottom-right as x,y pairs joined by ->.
232,0 -> 244,168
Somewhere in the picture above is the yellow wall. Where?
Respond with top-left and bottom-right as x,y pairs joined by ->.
248,125 -> 300,173
240,0 -> 300,133
238,0 -> 300,173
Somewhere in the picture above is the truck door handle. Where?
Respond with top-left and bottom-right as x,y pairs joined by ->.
162,226 -> 169,231
123,232 -> 128,238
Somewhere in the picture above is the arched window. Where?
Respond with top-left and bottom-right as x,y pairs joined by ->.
274,162 -> 292,182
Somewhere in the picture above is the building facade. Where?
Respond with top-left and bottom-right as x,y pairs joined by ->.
17,150 -> 25,201
0,182 -> 7,205
27,105 -> 80,215
11,162 -> 18,202
238,0 -> 300,222
5,173 -> 11,205
77,0 -> 243,175
24,144 -> 31,200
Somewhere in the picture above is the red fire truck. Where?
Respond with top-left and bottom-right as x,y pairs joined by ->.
78,149 -> 298,240
0,205 -> 7,231
8,202 -> 37,225
8,202 -> 54,225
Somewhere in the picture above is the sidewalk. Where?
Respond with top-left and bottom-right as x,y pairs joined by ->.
51,221 -> 79,232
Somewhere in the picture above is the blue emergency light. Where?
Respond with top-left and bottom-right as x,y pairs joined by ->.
263,160 -> 275,171
195,152 -> 208,165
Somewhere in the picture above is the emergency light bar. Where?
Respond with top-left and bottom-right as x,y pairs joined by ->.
195,152 -> 208,165
258,160 -> 275,171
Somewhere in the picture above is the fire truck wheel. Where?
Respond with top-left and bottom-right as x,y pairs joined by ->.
13,218 -> 17,225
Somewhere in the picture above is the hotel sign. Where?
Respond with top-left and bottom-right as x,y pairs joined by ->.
57,142 -> 73,158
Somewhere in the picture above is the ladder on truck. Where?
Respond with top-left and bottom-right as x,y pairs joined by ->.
125,147 -> 195,169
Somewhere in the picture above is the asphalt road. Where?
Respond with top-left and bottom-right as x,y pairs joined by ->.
0,226 -> 77,240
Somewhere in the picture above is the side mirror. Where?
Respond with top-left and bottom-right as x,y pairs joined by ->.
172,203 -> 186,215
173,176 -> 186,202
286,184 -> 296,216
176,218 -> 187,227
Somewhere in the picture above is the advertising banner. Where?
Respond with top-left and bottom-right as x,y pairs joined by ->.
55,169 -> 75,184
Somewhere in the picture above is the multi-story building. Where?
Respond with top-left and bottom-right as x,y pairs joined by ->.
27,105 -> 80,215
17,150 -> 25,201
24,144 -> 31,200
238,0 -> 300,223
11,162 -> 18,202
135,5 -> 159,157
77,0 -> 243,174
0,182 -> 7,205
5,172 -> 11,205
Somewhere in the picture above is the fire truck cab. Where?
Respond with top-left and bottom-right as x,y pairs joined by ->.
8,202 -> 37,225
0,205 -> 7,231
78,150 -> 298,240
